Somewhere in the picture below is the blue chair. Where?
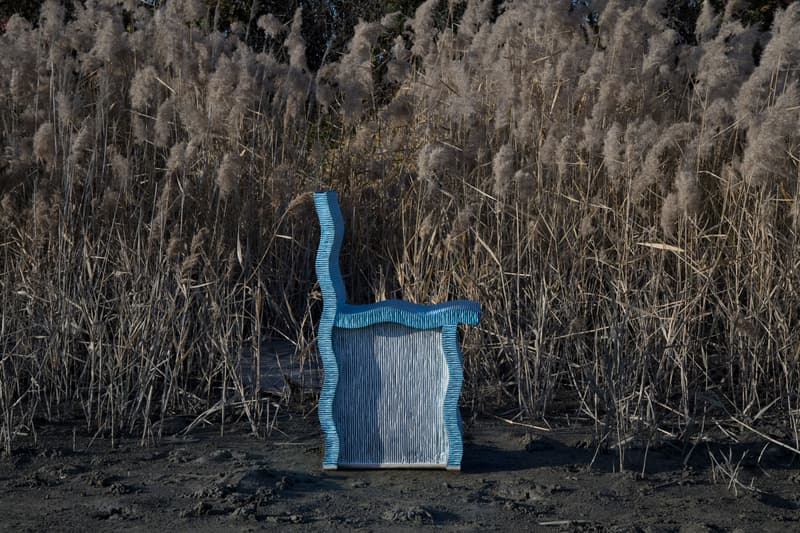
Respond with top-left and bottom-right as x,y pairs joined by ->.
314,191 -> 480,470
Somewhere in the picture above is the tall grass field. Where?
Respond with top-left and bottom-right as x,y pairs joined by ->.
1,0 -> 798,464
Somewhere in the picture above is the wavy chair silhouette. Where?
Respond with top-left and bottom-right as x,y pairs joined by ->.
314,190 -> 480,470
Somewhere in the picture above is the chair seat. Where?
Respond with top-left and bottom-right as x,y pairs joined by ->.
335,299 -> 480,329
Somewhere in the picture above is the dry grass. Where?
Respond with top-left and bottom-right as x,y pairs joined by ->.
1,0 -> 799,466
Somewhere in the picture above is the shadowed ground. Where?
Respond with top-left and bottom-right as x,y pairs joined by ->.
1,415 -> 798,532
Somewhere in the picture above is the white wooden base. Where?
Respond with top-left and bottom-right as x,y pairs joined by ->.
328,463 -> 460,470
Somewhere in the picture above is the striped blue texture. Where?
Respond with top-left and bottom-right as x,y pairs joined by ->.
313,190 -> 480,470
314,191 -> 343,468
442,325 -> 464,468
333,324 -> 448,466
337,300 -> 479,329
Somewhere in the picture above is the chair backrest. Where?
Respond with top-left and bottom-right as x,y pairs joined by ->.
313,191 -> 348,307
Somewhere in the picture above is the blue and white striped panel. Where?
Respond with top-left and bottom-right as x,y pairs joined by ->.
332,324 -> 449,466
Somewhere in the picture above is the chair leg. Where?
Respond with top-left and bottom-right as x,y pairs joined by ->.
442,325 -> 464,470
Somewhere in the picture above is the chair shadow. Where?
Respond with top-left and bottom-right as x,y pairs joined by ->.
462,435 -> 800,478
461,438 -> 597,474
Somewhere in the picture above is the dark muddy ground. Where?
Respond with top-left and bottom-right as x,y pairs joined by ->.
1,413 -> 798,532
